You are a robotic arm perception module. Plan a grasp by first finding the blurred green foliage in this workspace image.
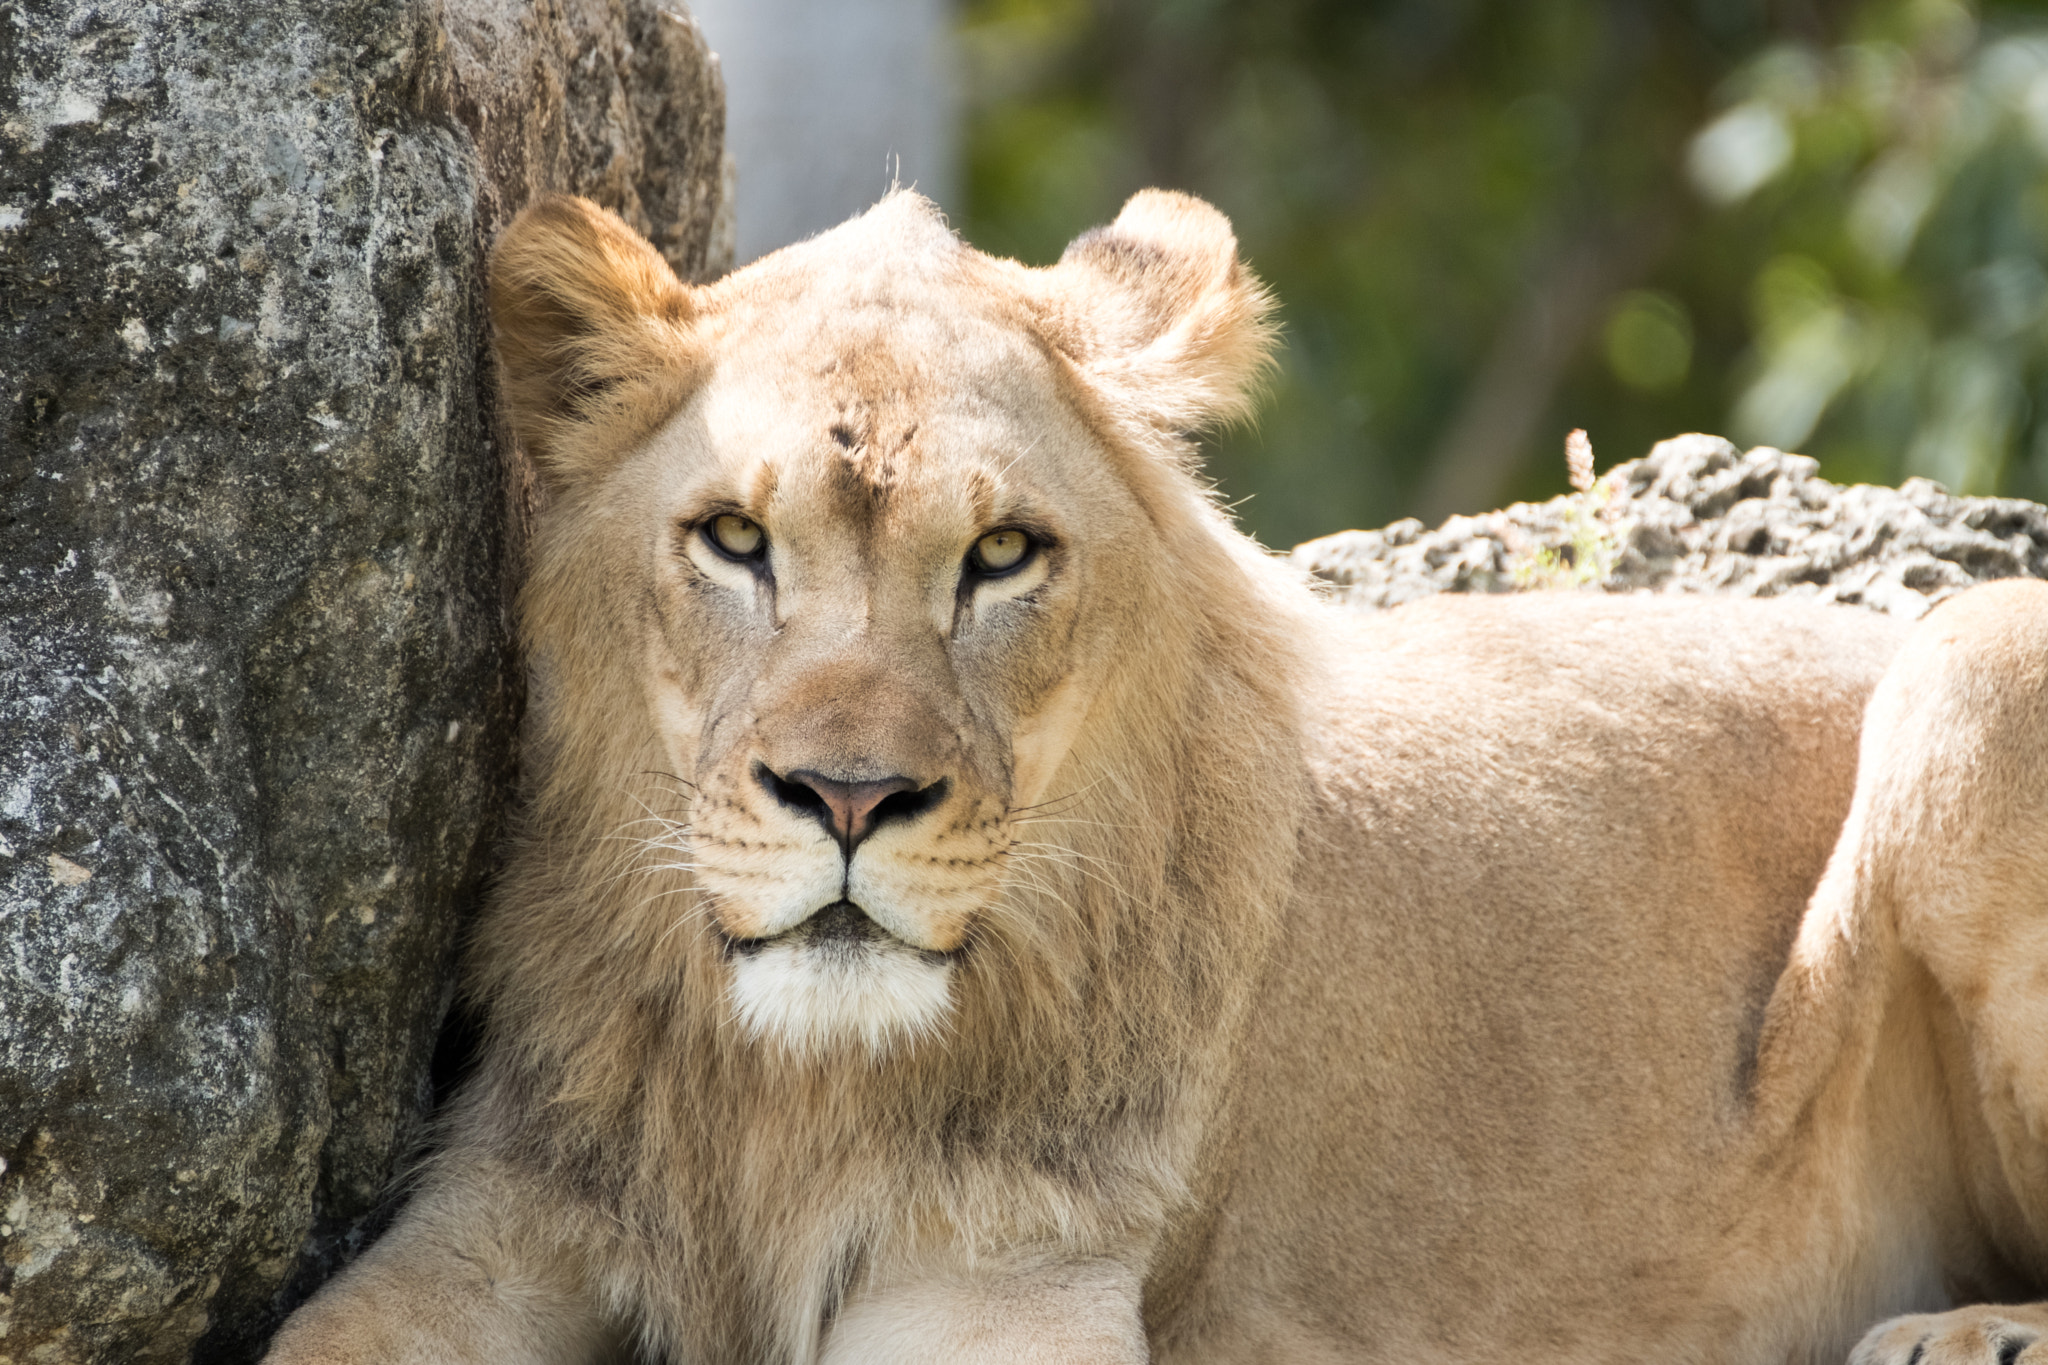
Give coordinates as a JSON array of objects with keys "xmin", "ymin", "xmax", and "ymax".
[{"xmin": 958, "ymin": 0, "xmax": 2048, "ymax": 546}]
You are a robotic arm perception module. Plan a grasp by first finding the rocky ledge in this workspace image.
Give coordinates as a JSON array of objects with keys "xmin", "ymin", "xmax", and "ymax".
[{"xmin": 1293, "ymin": 432, "xmax": 2048, "ymax": 616}]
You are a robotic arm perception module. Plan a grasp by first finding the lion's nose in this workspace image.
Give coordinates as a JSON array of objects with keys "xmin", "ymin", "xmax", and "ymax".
[{"xmin": 755, "ymin": 764, "xmax": 949, "ymax": 856}]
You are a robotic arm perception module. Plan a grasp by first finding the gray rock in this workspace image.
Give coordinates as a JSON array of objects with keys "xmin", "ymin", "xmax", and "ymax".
[
  {"xmin": 0, "ymin": 1, "xmax": 726, "ymax": 1360},
  {"xmin": 1293, "ymin": 433, "xmax": 2048, "ymax": 617}
]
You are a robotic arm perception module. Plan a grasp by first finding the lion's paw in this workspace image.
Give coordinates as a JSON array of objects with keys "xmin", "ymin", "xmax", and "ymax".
[{"xmin": 1852, "ymin": 1306, "xmax": 2048, "ymax": 1365}]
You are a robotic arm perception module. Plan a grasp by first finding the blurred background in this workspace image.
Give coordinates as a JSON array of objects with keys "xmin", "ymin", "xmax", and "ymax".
[{"xmin": 692, "ymin": 0, "xmax": 2048, "ymax": 549}]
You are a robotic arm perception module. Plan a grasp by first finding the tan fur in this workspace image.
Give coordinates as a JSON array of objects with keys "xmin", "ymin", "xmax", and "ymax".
[{"xmin": 265, "ymin": 193, "xmax": 2048, "ymax": 1365}]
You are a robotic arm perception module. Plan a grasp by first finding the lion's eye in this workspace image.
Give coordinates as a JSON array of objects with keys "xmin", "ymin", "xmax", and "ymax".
[
  {"xmin": 704, "ymin": 514, "xmax": 765, "ymax": 561},
  {"xmin": 968, "ymin": 529, "xmax": 1033, "ymax": 576}
]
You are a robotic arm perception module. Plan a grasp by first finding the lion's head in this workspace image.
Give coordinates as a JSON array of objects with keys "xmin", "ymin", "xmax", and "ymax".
[{"xmin": 481, "ymin": 190, "xmax": 1306, "ymax": 1075}]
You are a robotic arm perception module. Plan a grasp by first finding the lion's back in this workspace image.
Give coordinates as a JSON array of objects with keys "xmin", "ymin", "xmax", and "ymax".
[{"xmin": 1167, "ymin": 593, "xmax": 1904, "ymax": 1360}]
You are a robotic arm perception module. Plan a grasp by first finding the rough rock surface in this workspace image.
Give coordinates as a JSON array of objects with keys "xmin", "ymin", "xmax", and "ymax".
[
  {"xmin": 448, "ymin": 0, "xmax": 732, "ymax": 284},
  {"xmin": 0, "ymin": 1, "xmax": 726, "ymax": 1360},
  {"xmin": 444, "ymin": 0, "xmax": 733, "ymax": 566},
  {"xmin": 1294, "ymin": 433, "xmax": 2048, "ymax": 616}
]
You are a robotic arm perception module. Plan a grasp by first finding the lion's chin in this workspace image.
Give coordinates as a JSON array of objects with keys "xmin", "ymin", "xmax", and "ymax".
[{"xmin": 723, "ymin": 902, "xmax": 955, "ymax": 1060}]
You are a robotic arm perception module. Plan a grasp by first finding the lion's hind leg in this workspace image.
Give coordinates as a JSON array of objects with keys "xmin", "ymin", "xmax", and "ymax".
[
  {"xmin": 1842, "ymin": 579, "xmax": 2048, "ymax": 1363},
  {"xmin": 1877, "ymin": 581, "xmax": 2048, "ymax": 1228}
]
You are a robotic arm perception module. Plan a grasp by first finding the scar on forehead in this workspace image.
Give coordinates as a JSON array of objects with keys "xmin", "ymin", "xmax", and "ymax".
[
  {"xmin": 834, "ymin": 420, "xmax": 918, "ymax": 456},
  {"xmin": 827, "ymin": 399, "xmax": 871, "ymax": 454},
  {"xmin": 822, "ymin": 405, "xmax": 910, "ymax": 501}
]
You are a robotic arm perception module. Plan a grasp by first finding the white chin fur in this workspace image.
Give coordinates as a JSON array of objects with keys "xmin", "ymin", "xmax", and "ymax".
[{"xmin": 727, "ymin": 938, "xmax": 954, "ymax": 1059}]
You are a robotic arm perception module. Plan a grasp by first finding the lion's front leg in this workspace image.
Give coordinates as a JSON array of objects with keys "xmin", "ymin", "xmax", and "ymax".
[
  {"xmin": 819, "ymin": 1255, "xmax": 1149, "ymax": 1365},
  {"xmin": 1852, "ymin": 1305, "xmax": 2048, "ymax": 1364},
  {"xmin": 262, "ymin": 1158, "xmax": 617, "ymax": 1365}
]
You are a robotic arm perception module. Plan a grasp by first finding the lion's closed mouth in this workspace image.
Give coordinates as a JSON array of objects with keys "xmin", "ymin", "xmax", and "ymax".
[{"xmin": 722, "ymin": 899, "xmax": 956, "ymax": 966}]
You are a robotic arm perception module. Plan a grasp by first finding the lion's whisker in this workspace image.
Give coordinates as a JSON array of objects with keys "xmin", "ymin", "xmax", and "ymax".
[{"xmin": 1007, "ymin": 842, "xmax": 1138, "ymax": 901}]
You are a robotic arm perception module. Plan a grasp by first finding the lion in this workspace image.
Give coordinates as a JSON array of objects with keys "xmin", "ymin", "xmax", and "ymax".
[{"xmin": 262, "ymin": 188, "xmax": 2048, "ymax": 1365}]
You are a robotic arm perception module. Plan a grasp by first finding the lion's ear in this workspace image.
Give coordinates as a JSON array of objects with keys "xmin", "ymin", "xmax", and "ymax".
[
  {"xmin": 489, "ymin": 195, "xmax": 695, "ymax": 485},
  {"xmin": 1038, "ymin": 190, "xmax": 1276, "ymax": 434}
]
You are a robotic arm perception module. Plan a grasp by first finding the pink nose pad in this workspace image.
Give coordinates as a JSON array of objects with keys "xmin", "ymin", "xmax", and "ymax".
[
  {"xmin": 810, "ymin": 776, "xmax": 915, "ymax": 849},
  {"xmin": 755, "ymin": 765, "xmax": 949, "ymax": 855}
]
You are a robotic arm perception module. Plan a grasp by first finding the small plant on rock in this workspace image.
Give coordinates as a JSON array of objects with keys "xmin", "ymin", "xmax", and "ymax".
[{"xmin": 1512, "ymin": 429, "xmax": 1625, "ymax": 590}]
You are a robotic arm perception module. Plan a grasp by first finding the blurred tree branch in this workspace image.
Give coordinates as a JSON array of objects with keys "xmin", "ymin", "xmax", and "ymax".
[{"xmin": 1418, "ymin": 211, "xmax": 1676, "ymax": 520}]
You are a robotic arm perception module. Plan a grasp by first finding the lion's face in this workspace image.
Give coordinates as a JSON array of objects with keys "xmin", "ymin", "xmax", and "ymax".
[
  {"xmin": 616, "ymin": 303, "xmax": 1149, "ymax": 1054},
  {"xmin": 490, "ymin": 190, "xmax": 1274, "ymax": 1059}
]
